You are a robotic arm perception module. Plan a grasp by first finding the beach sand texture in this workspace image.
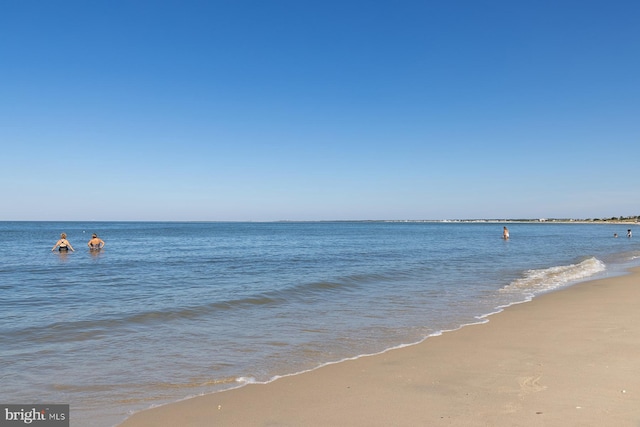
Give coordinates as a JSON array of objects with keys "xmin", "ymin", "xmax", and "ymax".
[{"xmin": 120, "ymin": 268, "xmax": 640, "ymax": 427}]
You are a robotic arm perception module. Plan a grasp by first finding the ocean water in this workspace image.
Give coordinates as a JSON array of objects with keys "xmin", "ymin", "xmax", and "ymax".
[{"xmin": 1, "ymin": 221, "xmax": 638, "ymax": 426}]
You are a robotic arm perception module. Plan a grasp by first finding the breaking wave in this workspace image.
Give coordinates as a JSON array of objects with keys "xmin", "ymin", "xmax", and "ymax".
[{"xmin": 500, "ymin": 257, "xmax": 606, "ymax": 297}]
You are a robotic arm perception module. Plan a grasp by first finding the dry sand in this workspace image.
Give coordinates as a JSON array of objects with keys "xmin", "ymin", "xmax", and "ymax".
[{"xmin": 120, "ymin": 267, "xmax": 640, "ymax": 426}]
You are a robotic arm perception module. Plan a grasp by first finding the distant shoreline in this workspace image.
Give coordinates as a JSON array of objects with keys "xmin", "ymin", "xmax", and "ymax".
[{"xmin": 426, "ymin": 218, "xmax": 639, "ymax": 224}]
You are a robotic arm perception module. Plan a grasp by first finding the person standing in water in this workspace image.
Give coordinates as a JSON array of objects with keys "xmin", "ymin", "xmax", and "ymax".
[
  {"xmin": 503, "ymin": 226, "xmax": 510, "ymax": 240},
  {"xmin": 628, "ymin": 229, "xmax": 633, "ymax": 238},
  {"xmin": 52, "ymin": 233, "xmax": 75, "ymax": 252},
  {"xmin": 88, "ymin": 233, "xmax": 105, "ymax": 250}
]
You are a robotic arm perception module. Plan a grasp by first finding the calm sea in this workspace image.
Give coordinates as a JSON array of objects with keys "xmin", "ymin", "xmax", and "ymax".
[{"xmin": 1, "ymin": 221, "xmax": 638, "ymax": 426}]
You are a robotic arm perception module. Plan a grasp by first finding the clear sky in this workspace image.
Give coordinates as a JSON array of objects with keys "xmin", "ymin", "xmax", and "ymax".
[{"xmin": 1, "ymin": 1, "xmax": 638, "ymax": 221}]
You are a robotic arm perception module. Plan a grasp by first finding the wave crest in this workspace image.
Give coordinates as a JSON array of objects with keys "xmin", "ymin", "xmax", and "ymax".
[{"xmin": 500, "ymin": 257, "xmax": 606, "ymax": 296}]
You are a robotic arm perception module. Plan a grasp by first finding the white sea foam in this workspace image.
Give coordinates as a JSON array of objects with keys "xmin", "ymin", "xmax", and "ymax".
[{"xmin": 500, "ymin": 257, "xmax": 606, "ymax": 297}]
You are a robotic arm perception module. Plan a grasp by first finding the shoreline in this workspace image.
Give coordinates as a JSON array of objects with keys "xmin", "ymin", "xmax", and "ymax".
[{"xmin": 119, "ymin": 266, "xmax": 640, "ymax": 427}]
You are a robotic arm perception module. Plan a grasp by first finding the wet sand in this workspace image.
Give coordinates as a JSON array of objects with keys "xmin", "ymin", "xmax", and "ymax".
[{"xmin": 120, "ymin": 267, "xmax": 640, "ymax": 426}]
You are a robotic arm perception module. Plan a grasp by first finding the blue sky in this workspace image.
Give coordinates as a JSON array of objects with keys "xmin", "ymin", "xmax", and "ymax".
[{"xmin": 1, "ymin": 1, "xmax": 638, "ymax": 221}]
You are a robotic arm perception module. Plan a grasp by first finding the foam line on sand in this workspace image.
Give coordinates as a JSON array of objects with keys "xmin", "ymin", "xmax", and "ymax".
[{"xmin": 120, "ymin": 267, "xmax": 640, "ymax": 426}]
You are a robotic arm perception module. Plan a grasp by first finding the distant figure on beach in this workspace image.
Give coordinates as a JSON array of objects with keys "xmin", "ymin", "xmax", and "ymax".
[
  {"xmin": 52, "ymin": 233, "xmax": 75, "ymax": 252},
  {"xmin": 628, "ymin": 229, "xmax": 632, "ymax": 238},
  {"xmin": 503, "ymin": 226, "xmax": 509, "ymax": 240},
  {"xmin": 88, "ymin": 233, "xmax": 105, "ymax": 250}
]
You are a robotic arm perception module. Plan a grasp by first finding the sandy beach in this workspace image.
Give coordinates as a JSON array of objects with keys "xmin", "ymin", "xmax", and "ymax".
[{"xmin": 120, "ymin": 267, "xmax": 640, "ymax": 427}]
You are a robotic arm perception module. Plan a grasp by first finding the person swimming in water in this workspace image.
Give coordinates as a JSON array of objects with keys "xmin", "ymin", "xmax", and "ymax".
[
  {"xmin": 88, "ymin": 233, "xmax": 105, "ymax": 250},
  {"xmin": 503, "ymin": 226, "xmax": 510, "ymax": 240},
  {"xmin": 52, "ymin": 233, "xmax": 75, "ymax": 252}
]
